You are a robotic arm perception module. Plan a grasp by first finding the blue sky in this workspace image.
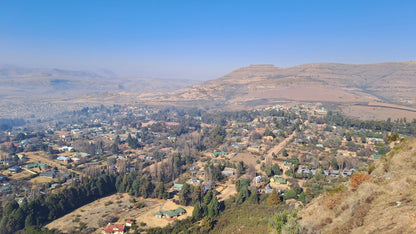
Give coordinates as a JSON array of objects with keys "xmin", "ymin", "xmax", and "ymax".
[{"xmin": 1, "ymin": 1, "xmax": 415, "ymax": 80}]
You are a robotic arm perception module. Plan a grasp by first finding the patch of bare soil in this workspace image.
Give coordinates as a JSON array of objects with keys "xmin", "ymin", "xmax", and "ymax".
[
  {"xmin": 341, "ymin": 104, "xmax": 416, "ymax": 120},
  {"xmin": 45, "ymin": 193, "xmax": 193, "ymax": 233},
  {"xmin": 230, "ymin": 152, "xmax": 259, "ymax": 169}
]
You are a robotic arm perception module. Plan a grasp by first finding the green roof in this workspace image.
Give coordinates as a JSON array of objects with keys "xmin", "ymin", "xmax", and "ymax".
[
  {"xmin": 373, "ymin": 154, "xmax": 382, "ymax": 159},
  {"xmin": 173, "ymin": 183, "xmax": 184, "ymax": 190},
  {"xmin": 156, "ymin": 207, "xmax": 186, "ymax": 217},
  {"xmin": 211, "ymin": 151, "xmax": 228, "ymax": 156},
  {"xmin": 26, "ymin": 163, "xmax": 48, "ymax": 169},
  {"xmin": 174, "ymin": 207, "xmax": 186, "ymax": 213}
]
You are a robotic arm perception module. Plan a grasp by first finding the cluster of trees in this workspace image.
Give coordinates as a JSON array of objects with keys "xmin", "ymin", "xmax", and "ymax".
[
  {"xmin": 261, "ymin": 163, "xmax": 282, "ymax": 177},
  {"xmin": 315, "ymin": 112, "xmax": 416, "ymax": 135},
  {"xmin": 0, "ymin": 118, "xmax": 25, "ymax": 131},
  {"xmin": 192, "ymin": 190, "xmax": 220, "ymax": 219},
  {"xmin": 0, "ymin": 174, "xmax": 118, "ymax": 233}
]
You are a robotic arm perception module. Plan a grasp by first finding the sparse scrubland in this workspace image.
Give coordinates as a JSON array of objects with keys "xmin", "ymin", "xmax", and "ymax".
[{"xmin": 300, "ymin": 139, "xmax": 416, "ymax": 233}]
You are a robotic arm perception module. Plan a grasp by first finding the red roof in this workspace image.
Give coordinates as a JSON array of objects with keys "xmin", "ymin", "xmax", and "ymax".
[
  {"xmin": 2, "ymin": 142, "xmax": 18, "ymax": 147},
  {"xmin": 104, "ymin": 224, "xmax": 125, "ymax": 233}
]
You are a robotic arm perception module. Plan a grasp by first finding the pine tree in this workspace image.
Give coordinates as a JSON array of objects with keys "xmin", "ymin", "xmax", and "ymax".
[
  {"xmin": 192, "ymin": 203, "xmax": 202, "ymax": 219},
  {"xmin": 248, "ymin": 188, "xmax": 259, "ymax": 204},
  {"xmin": 203, "ymin": 191, "xmax": 213, "ymax": 205},
  {"xmin": 267, "ymin": 189, "xmax": 281, "ymax": 206},
  {"xmin": 208, "ymin": 195, "xmax": 220, "ymax": 217}
]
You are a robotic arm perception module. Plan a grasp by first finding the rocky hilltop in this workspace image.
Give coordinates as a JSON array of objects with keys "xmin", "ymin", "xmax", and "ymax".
[
  {"xmin": 142, "ymin": 62, "xmax": 416, "ymax": 119},
  {"xmin": 299, "ymin": 139, "xmax": 416, "ymax": 233}
]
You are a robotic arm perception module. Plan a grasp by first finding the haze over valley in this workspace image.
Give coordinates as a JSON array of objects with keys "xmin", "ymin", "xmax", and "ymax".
[{"xmin": 1, "ymin": 1, "xmax": 416, "ymax": 234}]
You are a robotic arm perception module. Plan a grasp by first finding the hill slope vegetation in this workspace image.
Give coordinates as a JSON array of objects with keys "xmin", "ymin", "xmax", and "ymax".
[{"xmin": 299, "ymin": 139, "xmax": 416, "ymax": 233}]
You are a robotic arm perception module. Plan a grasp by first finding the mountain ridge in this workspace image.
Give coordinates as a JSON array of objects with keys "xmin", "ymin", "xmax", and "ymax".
[{"xmin": 140, "ymin": 61, "xmax": 416, "ymax": 120}]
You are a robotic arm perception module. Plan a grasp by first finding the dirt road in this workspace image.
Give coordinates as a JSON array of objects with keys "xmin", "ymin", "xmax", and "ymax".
[
  {"xmin": 264, "ymin": 120, "xmax": 309, "ymax": 165},
  {"xmin": 28, "ymin": 152, "xmax": 82, "ymax": 175}
]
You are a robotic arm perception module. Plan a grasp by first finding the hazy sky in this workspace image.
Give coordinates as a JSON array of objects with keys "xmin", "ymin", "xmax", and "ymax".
[{"xmin": 1, "ymin": 1, "xmax": 415, "ymax": 80}]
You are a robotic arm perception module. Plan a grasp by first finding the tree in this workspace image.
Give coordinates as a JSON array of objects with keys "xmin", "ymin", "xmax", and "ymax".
[
  {"xmin": 272, "ymin": 163, "xmax": 282, "ymax": 175},
  {"xmin": 154, "ymin": 182, "xmax": 166, "ymax": 199},
  {"xmin": 248, "ymin": 188, "xmax": 259, "ymax": 204},
  {"xmin": 282, "ymin": 148, "xmax": 289, "ymax": 157},
  {"xmin": 192, "ymin": 203, "xmax": 202, "ymax": 219},
  {"xmin": 203, "ymin": 191, "xmax": 213, "ymax": 206},
  {"xmin": 111, "ymin": 143, "xmax": 119, "ymax": 154},
  {"xmin": 331, "ymin": 158, "xmax": 339, "ymax": 170},
  {"xmin": 207, "ymin": 195, "xmax": 220, "ymax": 217},
  {"xmin": 114, "ymin": 135, "xmax": 121, "ymax": 145},
  {"xmin": 267, "ymin": 189, "xmax": 281, "ymax": 206},
  {"xmin": 284, "ymin": 189, "xmax": 297, "ymax": 200},
  {"xmin": 179, "ymin": 184, "xmax": 191, "ymax": 206},
  {"xmin": 237, "ymin": 161, "xmax": 245, "ymax": 174},
  {"xmin": 270, "ymin": 210, "xmax": 302, "ymax": 234},
  {"xmin": 201, "ymin": 217, "xmax": 214, "ymax": 232},
  {"xmin": 127, "ymin": 133, "xmax": 138, "ymax": 149}
]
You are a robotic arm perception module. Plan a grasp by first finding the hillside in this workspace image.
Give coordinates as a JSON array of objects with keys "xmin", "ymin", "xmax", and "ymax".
[
  {"xmin": 299, "ymin": 139, "xmax": 416, "ymax": 233},
  {"xmin": 0, "ymin": 66, "xmax": 197, "ymax": 119},
  {"xmin": 141, "ymin": 62, "xmax": 416, "ymax": 120}
]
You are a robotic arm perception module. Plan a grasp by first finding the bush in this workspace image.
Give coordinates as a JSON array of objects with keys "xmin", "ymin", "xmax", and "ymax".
[
  {"xmin": 349, "ymin": 172, "xmax": 370, "ymax": 191},
  {"xmin": 105, "ymin": 201, "xmax": 113, "ymax": 206}
]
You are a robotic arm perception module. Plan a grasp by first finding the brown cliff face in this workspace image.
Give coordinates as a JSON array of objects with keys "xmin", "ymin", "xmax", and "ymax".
[{"xmin": 299, "ymin": 139, "xmax": 416, "ymax": 233}]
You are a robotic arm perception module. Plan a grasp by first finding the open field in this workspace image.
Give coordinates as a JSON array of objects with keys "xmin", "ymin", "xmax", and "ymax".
[
  {"xmin": 45, "ymin": 193, "xmax": 193, "ymax": 233},
  {"xmin": 211, "ymin": 204, "xmax": 277, "ymax": 233}
]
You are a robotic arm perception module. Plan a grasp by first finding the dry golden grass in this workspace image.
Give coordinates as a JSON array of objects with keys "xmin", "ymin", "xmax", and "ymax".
[
  {"xmin": 45, "ymin": 193, "xmax": 193, "ymax": 233},
  {"xmin": 299, "ymin": 139, "xmax": 416, "ymax": 233},
  {"xmin": 349, "ymin": 172, "xmax": 370, "ymax": 191}
]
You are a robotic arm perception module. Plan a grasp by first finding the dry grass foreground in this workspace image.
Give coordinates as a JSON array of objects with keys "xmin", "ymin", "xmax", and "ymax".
[
  {"xmin": 45, "ymin": 193, "xmax": 193, "ymax": 233},
  {"xmin": 299, "ymin": 139, "xmax": 416, "ymax": 233}
]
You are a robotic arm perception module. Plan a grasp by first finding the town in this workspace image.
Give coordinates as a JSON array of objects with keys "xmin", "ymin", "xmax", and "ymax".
[{"xmin": 0, "ymin": 103, "xmax": 412, "ymax": 233}]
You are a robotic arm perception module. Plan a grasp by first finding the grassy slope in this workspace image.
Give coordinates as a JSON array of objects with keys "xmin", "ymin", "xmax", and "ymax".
[
  {"xmin": 211, "ymin": 203, "xmax": 277, "ymax": 234},
  {"xmin": 299, "ymin": 139, "xmax": 416, "ymax": 233}
]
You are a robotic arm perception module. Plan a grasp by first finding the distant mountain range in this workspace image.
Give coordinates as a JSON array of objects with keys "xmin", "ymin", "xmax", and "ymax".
[
  {"xmin": 0, "ymin": 66, "xmax": 197, "ymax": 98},
  {"xmin": 140, "ymin": 62, "xmax": 416, "ymax": 119},
  {"xmin": 1, "ymin": 62, "xmax": 416, "ymax": 120},
  {"xmin": 0, "ymin": 66, "xmax": 198, "ymax": 119}
]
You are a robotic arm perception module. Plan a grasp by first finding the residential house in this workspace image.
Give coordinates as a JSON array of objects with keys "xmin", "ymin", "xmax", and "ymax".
[
  {"xmin": 221, "ymin": 169, "xmax": 234, "ymax": 176},
  {"xmin": 187, "ymin": 177, "xmax": 201, "ymax": 185},
  {"xmin": 9, "ymin": 165, "xmax": 21, "ymax": 173},
  {"xmin": 40, "ymin": 170, "xmax": 56, "ymax": 178},
  {"xmin": 247, "ymin": 145, "xmax": 261, "ymax": 153},
  {"xmin": 103, "ymin": 224, "xmax": 125, "ymax": 234},
  {"xmin": 270, "ymin": 177, "xmax": 287, "ymax": 184},
  {"xmin": 253, "ymin": 175, "xmax": 263, "ymax": 184},
  {"xmin": 155, "ymin": 207, "xmax": 186, "ymax": 219},
  {"xmin": 57, "ymin": 156, "xmax": 70, "ymax": 163},
  {"xmin": 173, "ymin": 183, "xmax": 183, "ymax": 191},
  {"xmin": 259, "ymin": 184, "xmax": 274, "ymax": 194},
  {"xmin": 211, "ymin": 151, "xmax": 228, "ymax": 157}
]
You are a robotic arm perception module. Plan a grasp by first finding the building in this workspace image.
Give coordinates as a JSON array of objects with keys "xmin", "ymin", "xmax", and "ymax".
[
  {"xmin": 103, "ymin": 224, "xmax": 125, "ymax": 234},
  {"xmin": 57, "ymin": 156, "xmax": 70, "ymax": 163},
  {"xmin": 40, "ymin": 170, "xmax": 56, "ymax": 178},
  {"xmin": 211, "ymin": 151, "xmax": 228, "ymax": 157},
  {"xmin": 173, "ymin": 183, "xmax": 184, "ymax": 191},
  {"xmin": 155, "ymin": 207, "xmax": 186, "ymax": 219},
  {"xmin": 221, "ymin": 170, "xmax": 234, "ymax": 176},
  {"xmin": 253, "ymin": 175, "xmax": 263, "ymax": 184},
  {"xmin": 247, "ymin": 145, "xmax": 261, "ymax": 153},
  {"xmin": 9, "ymin": 165, "xmax": 21, "ymax": 173},
  {"xmin": 270, "ymin": 177, "xmax": 287, "ymax": 184}
]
